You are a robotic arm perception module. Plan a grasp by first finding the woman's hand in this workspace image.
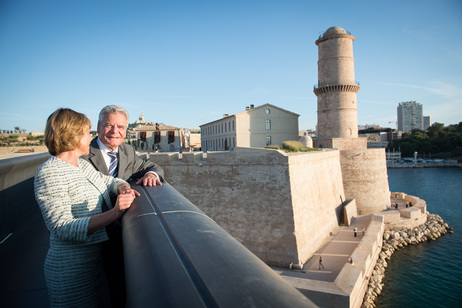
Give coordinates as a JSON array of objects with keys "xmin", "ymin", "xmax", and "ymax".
[
  {"xmin": 88, "ymin": 186, "xmax": 140, "ymax": 235},
  {"xmin": 112, "ymin": 188, "xmax": 140, "ymax": 219}
]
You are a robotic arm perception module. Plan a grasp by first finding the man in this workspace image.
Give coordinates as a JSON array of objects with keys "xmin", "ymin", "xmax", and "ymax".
[
  {"xmin": 81, "ymin": 105, "xmax": 164, "ymax": 307},
  {"xmin": 82, "ymin": 105, "xmax": 164, "ymax": 185},
  {"xmin": 318, "ymin": 256, "xmax": 324, "ymax": 270}
]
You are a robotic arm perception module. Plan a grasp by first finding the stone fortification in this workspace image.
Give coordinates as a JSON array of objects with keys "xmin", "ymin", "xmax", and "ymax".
[
  {"xmin": 340, "ymin": 148, "xmax": 391, "ymax": 215},
  {"xmin": 286, "ymin": 149, "xmax": 346, "ymax": 266},
  {"xmin": 150, "ymin": 147, "xmax": 346, "ymax": 267},
  {"xmin": 150, "ymin": 147, "xmax": 392, "ymax": 268},
  {"xmin": 376, "ymin": 193, "xmax": 427, "ymax": 230}
]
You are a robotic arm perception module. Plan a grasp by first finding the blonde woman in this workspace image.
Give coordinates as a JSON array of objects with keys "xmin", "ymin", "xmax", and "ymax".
[{"xmin": 34, "ymin": 108, "xmax": 139, "ymax": 307}]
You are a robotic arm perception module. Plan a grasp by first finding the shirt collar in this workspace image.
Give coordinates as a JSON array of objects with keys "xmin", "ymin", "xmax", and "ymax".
[{"xmin": 96, "ymin": 137, "xmax": 119, "ymax": 154}]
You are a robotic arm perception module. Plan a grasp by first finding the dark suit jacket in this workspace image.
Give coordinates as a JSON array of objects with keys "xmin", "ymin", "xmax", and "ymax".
[{"xmin": 81, "ymin": 138, "xmax": 164, "ymax": 182}]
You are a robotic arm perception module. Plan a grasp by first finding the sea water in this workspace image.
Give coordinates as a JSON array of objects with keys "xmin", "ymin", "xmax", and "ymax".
[{"xmin": 376, "ymin": 168, "xmax": 462, "ymax": 308}]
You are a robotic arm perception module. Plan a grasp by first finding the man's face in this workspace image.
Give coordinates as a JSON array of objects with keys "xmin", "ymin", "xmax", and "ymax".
[{"xmin": 97, "ymin": 112, "xmax": 127, "ymax": 151}]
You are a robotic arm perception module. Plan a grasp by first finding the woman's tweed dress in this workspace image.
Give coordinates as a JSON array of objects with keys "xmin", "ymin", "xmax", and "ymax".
[{"xmin": 34, "ymin": 156, "xmax": 126, "ymax": 307}]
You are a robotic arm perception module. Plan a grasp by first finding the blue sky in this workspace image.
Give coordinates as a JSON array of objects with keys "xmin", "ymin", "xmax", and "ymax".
[{"xmin": 1, "ymin": 0, "xmax": 461, "ymax": 133}]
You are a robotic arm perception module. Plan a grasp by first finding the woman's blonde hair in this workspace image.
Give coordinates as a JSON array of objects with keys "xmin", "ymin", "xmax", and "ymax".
[{"xmin": 45, "ymin": 108, "xmax": 91, "ymax": 156}]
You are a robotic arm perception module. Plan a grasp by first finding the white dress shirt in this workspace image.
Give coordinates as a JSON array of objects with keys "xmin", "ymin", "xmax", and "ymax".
[{"xmin": 96, "ymin": 137, "xmax": 159, "ymax": 180}]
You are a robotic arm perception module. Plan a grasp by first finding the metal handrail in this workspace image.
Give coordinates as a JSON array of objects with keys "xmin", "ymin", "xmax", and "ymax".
[{"xmin": 123, "ymin": 182, "xmax": 316, "ymax": 307}]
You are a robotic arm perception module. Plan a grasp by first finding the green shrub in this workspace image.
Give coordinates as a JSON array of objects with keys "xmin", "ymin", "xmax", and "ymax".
[{"xmin": 282, "ymin": 140, "xmax": 320, "ymax": 153}]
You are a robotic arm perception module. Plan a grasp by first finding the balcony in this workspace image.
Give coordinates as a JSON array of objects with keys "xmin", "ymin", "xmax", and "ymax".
[{"xmin": 0, "ymin": 154, "xmax": 316, "ymax": 307}]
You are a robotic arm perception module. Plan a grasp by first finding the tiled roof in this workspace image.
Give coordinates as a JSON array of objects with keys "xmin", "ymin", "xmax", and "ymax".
[{"xmin": 133, "ymin": 124, "xmax": 181, "ymax": 131}]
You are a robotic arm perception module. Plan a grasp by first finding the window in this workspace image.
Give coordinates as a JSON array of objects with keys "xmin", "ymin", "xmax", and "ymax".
[
  {"xmin": 266, "ymin": 119, "xmax": 271, "ymax": 130},
  {"xmin": 154, "ymin": 131, "xmax": 161, "ymax": 144},
  {"xmin": 266, "ymin": 136, "xmax": 271, "ymax": 146},
  {"xmin": 168, "ymin": 131, "xmax": 175, "ymax": 144},
  {"xmin": 140, "ymin": 132, "xmax": 147, "ymax": 142}
]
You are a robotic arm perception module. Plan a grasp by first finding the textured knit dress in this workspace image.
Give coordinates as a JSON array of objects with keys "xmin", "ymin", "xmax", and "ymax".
[{"xmin": 34, "ymin": 156, "xmax": 126, "ymax": 307}]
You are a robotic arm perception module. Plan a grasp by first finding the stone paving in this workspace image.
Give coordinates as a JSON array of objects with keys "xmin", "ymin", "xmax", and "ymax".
[
  {"xmin": 275, "ymin": 198, "xmax": 407, "ymax": 283},
  {"xmin": 274, "ymin": 214, "xmax": 372, "ymax": 282}
]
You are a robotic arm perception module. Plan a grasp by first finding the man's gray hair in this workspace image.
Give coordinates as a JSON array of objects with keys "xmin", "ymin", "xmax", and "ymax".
[{"xmin": 98, "ymin": 105, "xmax": 130, "ymax": 124}]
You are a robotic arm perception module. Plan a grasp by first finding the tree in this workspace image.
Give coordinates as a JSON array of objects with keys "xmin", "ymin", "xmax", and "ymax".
[
  {"xmin": 14, "ymin": 126, "xmax": 20, "ymax": 133},
  {"xmin": 387, "ymin": 122, "xmax": 462, "ymax": 160},
  {"xmin": 427, "ymin": 122, "xmax": 444, "ymax": 138}
]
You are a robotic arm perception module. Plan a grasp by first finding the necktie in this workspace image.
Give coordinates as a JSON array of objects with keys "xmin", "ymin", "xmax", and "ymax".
[{"xmin": 108, "ymin": 151, "xmax": 118, "ymax": 177}]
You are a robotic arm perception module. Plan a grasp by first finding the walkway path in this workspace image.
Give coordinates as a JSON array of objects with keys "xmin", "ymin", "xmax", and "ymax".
[
  {"xmin": 274, "ymin": 215, "xmax": 373, "ymax": 282},
  {"xmin": 276, "ymin": 198, "xmax": 412, "ymax": 284}
]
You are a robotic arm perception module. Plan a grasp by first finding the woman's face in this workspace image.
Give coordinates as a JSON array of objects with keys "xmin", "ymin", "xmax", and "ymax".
[{"xmin": 78, "ymin": 129, "xmax": 92, "ymax": 156}]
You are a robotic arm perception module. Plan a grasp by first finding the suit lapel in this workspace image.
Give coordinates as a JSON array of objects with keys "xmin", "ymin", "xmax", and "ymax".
[
  {"xmin": 89, "ymin": 138, "xmax": 110, "ymax": 175},
  {"xmin": 117, "ymin": 144, "xmax": 128, "ymax": 180}
]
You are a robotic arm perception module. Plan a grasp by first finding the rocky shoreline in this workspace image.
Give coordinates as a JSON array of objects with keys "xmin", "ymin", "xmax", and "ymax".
[{"xmin": 362, "ymin": 213, "xmax": 454, "ymax": 308}]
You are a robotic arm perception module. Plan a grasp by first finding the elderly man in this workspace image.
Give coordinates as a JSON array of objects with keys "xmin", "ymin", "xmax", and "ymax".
[
  {"xmin": 82, "ymin": 105, "xmax": 164, "ymax": 185},
  {"xmin": 81, "ymin": 105, "xmax": 164, "ymax": 307}
]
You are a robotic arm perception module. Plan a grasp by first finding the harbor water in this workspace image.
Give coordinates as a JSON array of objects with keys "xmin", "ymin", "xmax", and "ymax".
[{"xmin": 376, "ymin": 168, "xmax": 462, "ymax": 308}]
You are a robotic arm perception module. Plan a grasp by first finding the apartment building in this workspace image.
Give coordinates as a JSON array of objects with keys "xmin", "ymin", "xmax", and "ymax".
[{"xmin": 200, "ymin": 104, "xmax": 299, "ymax": 151}]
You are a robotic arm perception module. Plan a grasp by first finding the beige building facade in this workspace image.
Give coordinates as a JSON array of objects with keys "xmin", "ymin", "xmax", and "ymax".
[
  {"xmin": 128, "ymin": 123, "xmax": 183, "ymax": 152},
  {"xmin": 200, "ymin": 104, "xmax": 299, "ymax": 151}
]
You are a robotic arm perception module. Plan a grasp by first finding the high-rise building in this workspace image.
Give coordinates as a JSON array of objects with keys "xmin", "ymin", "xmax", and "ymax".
[
  {"xmin": 397, "ymin": 101, "xmax": 423, "ymax": 133},
  {"xmin": 423, "ymin": 116, "xmax": 432, "ymax": 130}
]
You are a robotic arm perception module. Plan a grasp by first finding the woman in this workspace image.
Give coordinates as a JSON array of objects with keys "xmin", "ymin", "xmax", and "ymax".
[{"xmin": 34, "ymin": 108, "xmax": 139, "ymax": 307}]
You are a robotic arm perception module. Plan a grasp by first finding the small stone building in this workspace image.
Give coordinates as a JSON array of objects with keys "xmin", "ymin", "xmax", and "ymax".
[{"xmin": 128, "ymin": 123, "xmax": 183, "ymax": 152}]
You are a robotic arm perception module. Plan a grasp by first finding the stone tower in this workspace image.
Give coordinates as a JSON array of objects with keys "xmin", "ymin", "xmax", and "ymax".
[
  {"xmin": 314, "ymin": 26, "xmax": 390, "ymax": 215},
  {"xmin": 314, "ymin": 26, "xmax": 366, "ymax": 150}
]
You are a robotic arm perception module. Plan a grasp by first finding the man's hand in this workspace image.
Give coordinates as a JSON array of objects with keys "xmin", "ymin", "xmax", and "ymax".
[{"xmin": 136, "ymin": 173, "xmax": 162, "ymax": 187}]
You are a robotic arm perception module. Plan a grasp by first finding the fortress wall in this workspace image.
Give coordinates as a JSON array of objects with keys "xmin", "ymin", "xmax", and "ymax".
[
  {"xmin": 391, "ymin": 192, "xmax": 427, "ymax": 211},
  {"xmin": 287, "ymin": 149, "xmax": 345, "ymax": 265},
  {"xmin": 151, "ymin": 148, "xmax": 298, "ymax": 266},
  {"xmin": 343, "ymin": 199, "xmax": 358, "ymax": 226},
  {"xmin": 149, "ymin": 148, "xmax": 345, "ymax": 267},
  {"xmin": 340, "ymin": 148, "xmax": 391, "ymax": 215},
  {"xmin": 314, "ymin": 137, "xmax": 367, "ymax": 151},
  {"xmin": 334, "ymin": 218, "xmax": 384, "ymax": 308}
]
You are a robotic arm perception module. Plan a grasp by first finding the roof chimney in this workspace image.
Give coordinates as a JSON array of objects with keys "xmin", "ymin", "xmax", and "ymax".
[
  {"xmin": 246, "ymin": 106, "xmax": 249, "ymax": 110},
  {"xmin": 223, "ymin": 114, "xmax": 229, "ymax": 118},
  {"xmin": 250, "ymin": 104, "xmax": 254, "ymax": 109}
]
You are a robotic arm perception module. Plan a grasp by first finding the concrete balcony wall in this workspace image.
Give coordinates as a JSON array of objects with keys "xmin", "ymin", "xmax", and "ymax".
[{"xmin": 0, "ymin": 153, "xmax": 49, "ymax": 239}]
